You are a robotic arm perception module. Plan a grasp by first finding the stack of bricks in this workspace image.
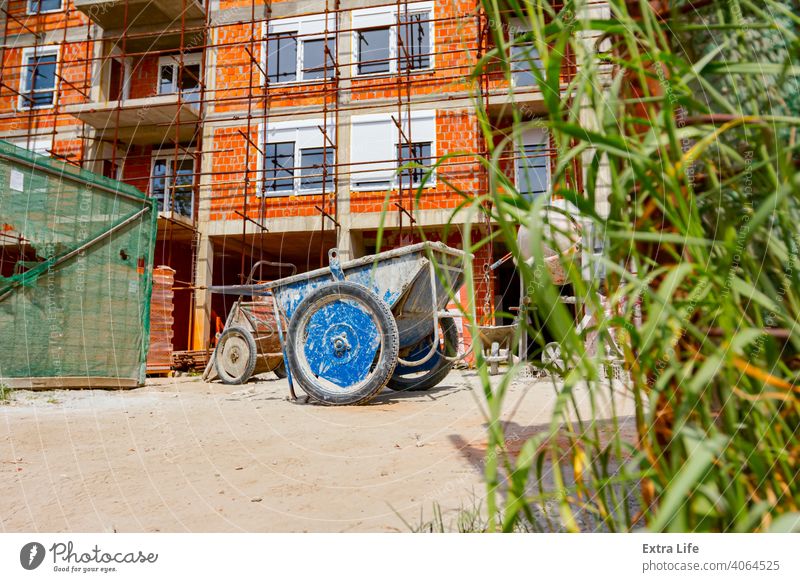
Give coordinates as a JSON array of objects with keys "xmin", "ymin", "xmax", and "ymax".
[{"xmin": 146, "ymin": 266, "xmax": 176, "ymax": 375}]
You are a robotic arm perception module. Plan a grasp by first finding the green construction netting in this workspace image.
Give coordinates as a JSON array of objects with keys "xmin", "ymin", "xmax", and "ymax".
[{"xmin": 0, "ymin": 140, "xmax": 157, "ymax": 385}]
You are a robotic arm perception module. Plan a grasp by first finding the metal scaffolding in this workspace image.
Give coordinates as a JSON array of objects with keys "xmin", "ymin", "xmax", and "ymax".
[{"xmin": 0, "ymin": 0, "xmax": 577, "ymax": 349}]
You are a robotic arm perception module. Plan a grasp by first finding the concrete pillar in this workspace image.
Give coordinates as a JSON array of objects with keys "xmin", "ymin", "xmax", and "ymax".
[
  {"xmin": 191, "ymin": 234, "xmax": 214, "ymax": 350},
  {"xmin": 334, "ymin": 9, "xmax": 356, "ymax": 260},
  {"xmin": 191, "ymin": 33, "xmax": 217, "ymax": 351}
]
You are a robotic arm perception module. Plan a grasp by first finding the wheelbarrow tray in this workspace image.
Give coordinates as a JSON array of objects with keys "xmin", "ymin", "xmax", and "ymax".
[
  {"xmin": 477, "ymin": 324, "xmax": 517, "ymax": 346},
  {"xmin": 214, "ymin": 242, "xmax": 466, "ymax": 350}
]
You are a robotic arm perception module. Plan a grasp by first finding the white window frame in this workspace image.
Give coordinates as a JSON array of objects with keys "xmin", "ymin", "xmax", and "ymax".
[
  {"xmin": 258, "ymin": 118, "xmax": 336, "ymax": 197},
  {"xmin": 26, "ymin": 0, "xmax": 63, "ymax": 15},
  {"xmin": 6, "ymin": 135, "xmax": 53, "ymax": 156},
  {"xmin": 18, "ymin": 45, "xmax": 59, "ymax": 111},
  {"xmin": 509, "ymin": 18, "xmax": 543, "ymax": 88},
  {"xmin": 149, "ymin": 149, "xmax": 197, "ymax": 218},
  {"xmin": 157, "ymin": 53, "xmax": 203, "ymax": 99},
  {"xmin": 263, "ymin": 14, "xmax": 337, "ymax": 86},
  {"xmin": 515, "ymin": 127, "xmax": 551, "ymax": 200},
  {"xmin": 350, "ymin": 110, "xmax": 436, "ymax": 191},
  {"xmin": 352, "ymin": 2, "xmax": 434, "ymax": 78},
  {"xmin": 397, "ymin": 140, "xmax": 434, "ymax": 189}
]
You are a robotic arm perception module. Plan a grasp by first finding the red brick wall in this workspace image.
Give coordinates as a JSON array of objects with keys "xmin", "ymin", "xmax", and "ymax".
[{"xmin": 128, "ymin": 56, "xmax": 160, "ymax": 100}]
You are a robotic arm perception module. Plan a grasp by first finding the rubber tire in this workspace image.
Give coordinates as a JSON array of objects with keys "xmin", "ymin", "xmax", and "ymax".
[
  {"xmin": 286, "ymin": 281, "xmax": 399, "ymax": 406},
  {"xmin": 215, "ymin": 326, "xmax": 257, "ymax": 385},
  {"xmin": 274, "ymin": 360, "xmax": 288, "ymax": 379},
  {"xmin": 387, "ymin": 316, "xmax": 458, "ymax": 391}
]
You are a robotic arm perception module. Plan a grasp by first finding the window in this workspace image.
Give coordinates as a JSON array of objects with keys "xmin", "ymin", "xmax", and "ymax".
[
  {"xmin": 398, "ymin": 12, "xmax": 430, "ymax": 71},
  {"xmin": 265, "ymin": 14, "xmax": 336, "ymax": 84},
  {"xmin": 158, "ymin": 54, "xmax": 202, "ymax": 102},
  {"xmin": 397, "ymin": 142, "xmax": 431, "ymax": 187},
  {"xmin": 20, "ymin": 49, "xmax": 57, "ymax": 109},
  {"xmin": 299, "ymin": 147, "xmax": 334, "ymax": 191},
  {"xmin": 151, "ymin": 157, "xmax": 195, "ymax": 218},
  {"xmin": 260, "ymin": 119, "xmax": 336, "ymax": 195},
  {"xmin": 511, "ymin": 40, "xmax": 543, "ymax": 87},
  {"xmin": 353, "ymin": 3, "xmax": 433, "ymax": 76},
  {"xmin": 357, "ymin": 28, "xmax": 391, "ymax": 75},
  {"xmin": 302, "ymin": 38, "xmax": 335, "ymax": 80},
  {"xmin": 27, "ymin": 0, "xmax": 61, "ymax": 14},
  {"xmin": 7, "ymin": 136, "xmax": 52, "ymax": 156},
  {"xmin": 351, "ymin": 111, "xmax": 435, "ymax": 189},
  {"xmin": 261, "ymin": 143, "xmax": 334, "ymax": 194},
  {"xmin": 267, "ymin": 34, "xmax": 297, "ymax": 83},
  {"xmin": 263, "ymin": 142, "xmax": 294, "ymax": 193},
  {"xmin": 516, "ymin": 140, "xmax": 550, "ymax": 200}
]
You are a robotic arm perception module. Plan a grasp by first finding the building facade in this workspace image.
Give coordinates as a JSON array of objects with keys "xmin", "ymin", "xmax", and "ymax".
[{"xmin": 0, "ymin": 0, "xmax": 586, "ymax": 355}]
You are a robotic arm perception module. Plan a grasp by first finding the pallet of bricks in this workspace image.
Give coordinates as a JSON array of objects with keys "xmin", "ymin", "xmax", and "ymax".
[{"xmin": 146, "ymin": 266, "xmax": 175, "ymax": 375}]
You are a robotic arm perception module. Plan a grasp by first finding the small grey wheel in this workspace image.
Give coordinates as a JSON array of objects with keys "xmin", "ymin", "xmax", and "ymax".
[
  {"xmin": 490, "ymin": 342, "xmax": 500, "ymax": 376},
  {"xmin": 215, "ymin": 326, "xmax": 257, "ymax": 384},
  {"xmin": 387, "ymin": 316, "xmax": 459, "ymax": 391},
  {"xmin": 542, "ymin": 341, "xmax": 565, "ymax": 372},
  {"xmin": 274, "ymin": 360, "xmax": 288, "ymax": 379}
]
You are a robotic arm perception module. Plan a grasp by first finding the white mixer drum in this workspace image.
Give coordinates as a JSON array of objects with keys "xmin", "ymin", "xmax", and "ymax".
[{"xmin": 517, "ymin": 199, "xmax": 582, "ymax": 285}]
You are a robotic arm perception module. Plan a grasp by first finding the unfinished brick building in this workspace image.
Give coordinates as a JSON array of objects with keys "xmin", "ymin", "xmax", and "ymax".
[{"xmin": 0, "ymin": 0, "xmax": 597, "ymax": 362}]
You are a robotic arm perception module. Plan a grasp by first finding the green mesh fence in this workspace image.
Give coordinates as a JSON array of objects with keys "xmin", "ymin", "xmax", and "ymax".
[{"xmin": 0, "ymin": 140, "xmax": 157, "ymax": 387}]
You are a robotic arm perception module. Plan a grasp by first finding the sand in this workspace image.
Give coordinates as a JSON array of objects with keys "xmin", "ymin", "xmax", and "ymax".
[{"xmin": 0, "ymin": 370, "xmax": 634, "ymax": 532}]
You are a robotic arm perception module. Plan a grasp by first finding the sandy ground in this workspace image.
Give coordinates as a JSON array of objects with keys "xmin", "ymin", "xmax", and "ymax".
[{"xmin": 0, "ymin": 370, "xmax": 634, "ymax": 532}]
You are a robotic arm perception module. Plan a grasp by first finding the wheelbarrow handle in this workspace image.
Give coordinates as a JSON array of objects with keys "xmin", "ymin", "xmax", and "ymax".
[
  {"xmin": 488, "ymin": 252, "xmax": 514, "ymax": 272},
  {"xmin": 246, "ymin": 260, "xmax": 297, "ymax": 284}
]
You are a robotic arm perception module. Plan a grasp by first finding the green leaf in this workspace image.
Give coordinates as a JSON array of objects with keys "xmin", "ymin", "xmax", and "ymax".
[
  {"xmin": 767, "ymin": 513, "xmax": 800, "ymax": 533},
  {"xmin": 648, "ymin": 433, "xmax": 727, "ymax": 531}
]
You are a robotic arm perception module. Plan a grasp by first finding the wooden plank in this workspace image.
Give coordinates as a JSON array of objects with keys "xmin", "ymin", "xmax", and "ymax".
[{"xmin": 2, "ymin": 377, "xmax": 140, "ymax": 390}]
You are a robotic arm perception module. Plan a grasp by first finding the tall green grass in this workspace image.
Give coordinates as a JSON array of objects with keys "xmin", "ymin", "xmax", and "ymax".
[{"xmin": 439, "ymin": 0, "xmax": 799, "ymax": 532}]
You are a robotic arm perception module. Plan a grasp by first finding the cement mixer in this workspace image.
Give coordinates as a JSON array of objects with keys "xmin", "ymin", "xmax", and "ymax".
[
  {"xmin": 514, "ymin": 198, "xmax": 584, "ymax": 285},
  {"xmin": 479, "ymin": 200, "xmax": 585, "ymax": 374}
]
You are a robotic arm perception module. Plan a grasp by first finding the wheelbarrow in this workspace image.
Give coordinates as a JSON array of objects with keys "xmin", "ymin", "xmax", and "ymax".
[
  {"xmin": 203, "ymin": 260, "xmax": 296, "ymax": 384},
  {"xmin": 207, "ymin": 242, "xmax": 466, "ymax": 405},
  {"xmin": 477, "ymin": 324, "xmax": 517, "ymax": 375}
]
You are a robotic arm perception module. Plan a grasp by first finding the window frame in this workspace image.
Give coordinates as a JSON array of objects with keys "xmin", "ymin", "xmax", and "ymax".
[
  {"xmin": 18, "ymin": 46, "xmax": 59, "ymax": 111},
  {"xmin": 397, "ymin": 11, "xmax": 432, "ymax": 73},
  {"xmin": 259, "ymin": 120, "xmax": 336, "ymax": 197},
  {"xmin": 350, "ymin": 111, "xmax": 437, "ymax": 191},
  {"xmin": 265, "ymin": 32, "xmax": 299, "ymax": 84},
  {"xmin": 397, "ymin": 141, "xmax": 433, "ymax": 188},
  {"xmin": 263, "ymin": 15, "xmax": 337, "ymax": 86},
  {"xmin": 298, "ymin": 146, "xmax": 334, "ymax": 192},
  {"xmin": 157, "ymin": 53, "xmax": 203, "ymax": 101},
  {"xmin": 508, "ymin": 18, "xmax": 544, "ymax": 89},
  {"xmin": 299, "ymin": 36, "xmax": 335, "ymax": 82},
  {"xmin": 356, "ymin": 26, "xmax": 392, "ymax": 76},
  {"xmin": 26, "ymin": 0, "xmax": 63, "ymax": 15},
  {"xmin": 515, "ymin": 130, "xmax": 551, "ymax": 201},
  {"xmin": 262, "ymin": 141, "xmax": 295, "ymax": 194},
  {"xmin": 510, "ymin": 41, "xmax": 543, "ymax": 88},
  {"xmin": 6, "ymin": 135, "xmax": 53, "ymax": 156},
  {"xmin": 149, "ymin": 150, "xmax": 197, "ymax": 219},
  {"xmin": 352, "ymin": 3, "xmax": 434, "ymax": 78}
]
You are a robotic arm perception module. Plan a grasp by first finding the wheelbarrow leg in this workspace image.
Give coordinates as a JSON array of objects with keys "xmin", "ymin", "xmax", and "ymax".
[{"xmin": 271, "ymin": 293, "xmax": 297, "ymax": 401}]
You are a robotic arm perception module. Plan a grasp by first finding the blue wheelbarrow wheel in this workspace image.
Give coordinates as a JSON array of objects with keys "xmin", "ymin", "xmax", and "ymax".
[
  {"xmin": 387, "ymin": 316, "xmax": 459, "ymax": 391},
  {"xmin": 285, "ymin": 281, "xmax": 399, "ymax": 405}
]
